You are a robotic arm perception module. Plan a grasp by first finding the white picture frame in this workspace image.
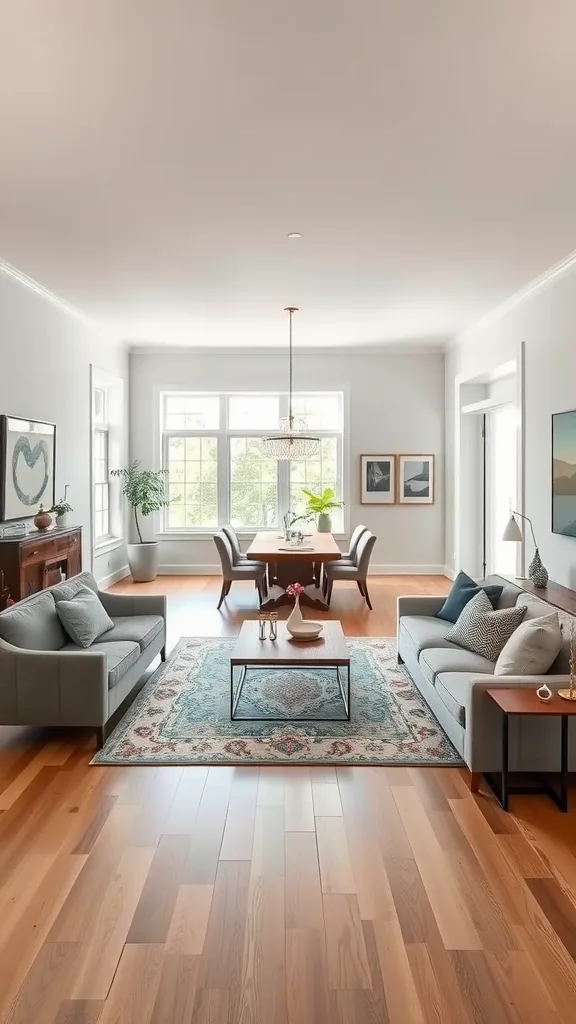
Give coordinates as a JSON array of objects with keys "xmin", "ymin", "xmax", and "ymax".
[
  {"xmin": 398, "ymin": 454, "xmax": 435, "ymax": 504},
  {"xmin": 360, "ymin": 454, "xmax": 396, "ymax": 504}
]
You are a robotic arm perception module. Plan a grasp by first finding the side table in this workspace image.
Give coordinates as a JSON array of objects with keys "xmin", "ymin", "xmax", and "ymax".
[{"xmin": 485, "ymin": 688, "xmax": 576, "ymax": 812}]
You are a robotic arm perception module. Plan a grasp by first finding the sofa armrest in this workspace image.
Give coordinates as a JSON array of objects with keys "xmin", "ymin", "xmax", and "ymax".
[
  {"xmin": 397, "ymin": 594, "xmax": 446, "ymax": 622},
  {"xmin": 0, "ymin": 639, "xmax": 108, "ymax": 726},
  {"xmin": 98, "ymin": 590, "xmax": 167, "ymax": 620},
  {"xmin": 465, "ymin": 674, "xmax": 572, "ymax": 772}
]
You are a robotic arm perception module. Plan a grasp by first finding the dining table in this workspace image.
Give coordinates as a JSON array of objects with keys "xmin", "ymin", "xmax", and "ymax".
[{"xmin": 245, "ymin": 530, "xmax": 342, "ymax": 611}]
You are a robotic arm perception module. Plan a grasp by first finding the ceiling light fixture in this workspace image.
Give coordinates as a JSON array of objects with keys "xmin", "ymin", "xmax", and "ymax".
[
  {"xmin": 262, "ymin": 307, "xmax": 320, "ymax": 460},
  {"xmin": 287, "ymin": 232, "xmax": 303, "ymax": 239}
]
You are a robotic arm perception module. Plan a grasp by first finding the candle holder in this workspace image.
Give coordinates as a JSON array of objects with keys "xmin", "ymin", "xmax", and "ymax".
[
  {"xmin": 258, "ymin": 613, "xmax": 269, "ymax": 641},
  {"xmin": 558, "ymin": 623, "xmax": 576, "ymax": 701}
]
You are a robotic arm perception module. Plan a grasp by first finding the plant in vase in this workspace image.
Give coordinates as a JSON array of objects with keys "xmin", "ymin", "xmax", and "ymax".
[
  {"xmin": 301, "ymin": 487, "xmax": 344, "ymax": 533},
  {"xmin": 111, "ymin": 461, "xmax": 170, "ymax": 582},
  {"xmin": 286, "ymin": 582, "xmax": 305, "ymax": 635},
  {"xmin": 52, "ymin": 485, "xmax": 73, "ymax": 529}
]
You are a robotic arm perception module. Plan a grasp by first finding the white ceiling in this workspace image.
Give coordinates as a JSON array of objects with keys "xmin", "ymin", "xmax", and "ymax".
[{"xmin": 2, "ymin": 1, "xmax": 576, "ymax": 348}]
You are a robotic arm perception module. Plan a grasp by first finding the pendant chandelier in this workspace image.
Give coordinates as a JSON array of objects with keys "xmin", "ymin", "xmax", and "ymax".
[{"xmin": 262, "ymin": 306, "xmax": 320, "ymax": 459}]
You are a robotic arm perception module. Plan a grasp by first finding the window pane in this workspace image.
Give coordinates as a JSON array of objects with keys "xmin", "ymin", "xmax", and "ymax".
[
  {"xmin": 164, "ymin": 395, "xmax": 219, "ymax": 430},
  {"xmin": 230, "ymin": 438, "xmax": 278, "ymax": 528},
  {"xmin": 290, "ymin": 437, "xmax": 342, "ymax": 531},
  {"xmin": 228, "ymin": 396, "xmax": 279, "ymax": 430},
  {"xmin": 291, "ymin": 393, "xmax": 342, "ymax": 431},
  {"xmin": 166, "ymin": 436, "xmax": 218, "ymax": 528}
]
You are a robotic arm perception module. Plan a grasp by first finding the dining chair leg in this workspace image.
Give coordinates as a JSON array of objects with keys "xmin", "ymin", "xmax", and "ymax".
[
  {"xmin": 256, "ymin": 578, "xmax": 264, "ymax": 605},
  {"xmin": 326, "ymin": 580, "xmax": 333, "ymax": 605},
  {"xmin": 356, "ymin": 581, "xmax": 364, "ymax": 596},
  {"xmin": 217, "ymin": 580, "xmax": 230, "ymax": 609},
  {"xmin": 363, "ymin": 581, "xmax": 373, "ymax": 610}
]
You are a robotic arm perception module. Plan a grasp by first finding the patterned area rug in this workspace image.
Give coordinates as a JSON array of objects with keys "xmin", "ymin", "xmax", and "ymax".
[{"xmin": 92, "ymin": 636, "xmax": 463, "ymax": 766}]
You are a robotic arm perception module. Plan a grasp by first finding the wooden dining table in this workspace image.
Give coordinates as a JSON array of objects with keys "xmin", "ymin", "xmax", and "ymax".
[{"xmin": 245, "ymin": 531, "xmax": 342, "ymax": 611}]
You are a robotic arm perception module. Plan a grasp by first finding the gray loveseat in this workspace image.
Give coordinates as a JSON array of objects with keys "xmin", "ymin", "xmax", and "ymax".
[
  {"xmin": 0, "ymin": 571, "xmax": 166, "ymax": 746},
  {"xmin": 397, "ymin": 575, "xmax": 575, "ymax": 778}
]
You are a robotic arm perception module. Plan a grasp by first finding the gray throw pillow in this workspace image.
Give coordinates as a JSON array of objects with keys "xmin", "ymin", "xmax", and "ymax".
[
  {"xmin": 446, "ymin": 590, "xmax": 527, "ymax": 662},
  {"xmin": 55, "ymin": 585, "xmax": 114, "ymax": 648},
  {"xmin": 494, "ymin": 612, "xmax": 563, "ymax": 676}
]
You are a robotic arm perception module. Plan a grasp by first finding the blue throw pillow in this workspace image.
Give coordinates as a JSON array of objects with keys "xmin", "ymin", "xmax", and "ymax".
[{"xmin": 436, "ymin": 571, "xmax": 503, "ymax": 624}]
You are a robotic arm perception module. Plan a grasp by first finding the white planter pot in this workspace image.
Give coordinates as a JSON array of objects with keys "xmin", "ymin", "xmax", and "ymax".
[
  {"xmin": 317, "ymin": 513, "xmax": 332, "ymax": 533},
  {"xmin": 55, "ymin": 514, "xmax": 67, "ymax": 529},
  {"xmin": 127, "ymin": 542, "xmax": 159, "ymax": 582}
]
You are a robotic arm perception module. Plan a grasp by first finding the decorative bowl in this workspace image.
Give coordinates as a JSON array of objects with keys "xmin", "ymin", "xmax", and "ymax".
[{"xmin": 287, "ymin": 621, "xmax": 324, "ymax": 641}]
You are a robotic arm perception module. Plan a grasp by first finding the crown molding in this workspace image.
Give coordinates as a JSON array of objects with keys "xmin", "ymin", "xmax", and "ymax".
[
  {"xmin": 128, "ymin": 341, "xmax": 447, "ymax": 357},
  {"xmin": 0, "ymin": 257, "xmax": 97, "ymax": 326},
  {"xmin": 449, "ymin": 245, "xmax": 576, "ymax": 347}
]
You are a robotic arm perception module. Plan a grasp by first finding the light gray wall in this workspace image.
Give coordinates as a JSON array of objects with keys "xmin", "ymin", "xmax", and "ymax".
[
  {"xmin": 0, "ymin": 270, "xmax": 129, "ymax": 586},
  {"xmin": 129, "ymin": 348, "xmax": 446, "ymax": 573},
  {"xmin": 446, "ymin": 266, "xmax": 576, "ymax": 588}
]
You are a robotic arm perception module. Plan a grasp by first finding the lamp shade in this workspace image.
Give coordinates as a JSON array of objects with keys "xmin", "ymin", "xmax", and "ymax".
[{"xmin": 502, "ymin": 514, "xmax": 523, "ymax": 542}]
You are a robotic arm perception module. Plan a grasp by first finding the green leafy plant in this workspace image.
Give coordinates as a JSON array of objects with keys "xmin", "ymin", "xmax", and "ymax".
[
  {"xmin": 52, "ymin": 499, "xmax": 73, "ymax": 516},
  {"xmin": 301, "ymin": 487, "xmax": 344, "ymax": 516},
  {"xmin": 111, "ymin": 461, "xmax": 169, "ymax": 544}
]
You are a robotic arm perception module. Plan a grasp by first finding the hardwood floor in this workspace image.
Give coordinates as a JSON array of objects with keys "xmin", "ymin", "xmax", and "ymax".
[{"xmin": 1, "ymin": 574, "xmax": 576, "ymax": 1022}]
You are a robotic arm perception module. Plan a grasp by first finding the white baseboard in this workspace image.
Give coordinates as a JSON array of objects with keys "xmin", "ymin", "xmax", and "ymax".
[
  {"xmin": 443, "ymin": 566, "xmax": 457, "ymax": 581},
  {"xmin": 158, "ymin": 563, "xmax": 450, "ymax": 577},
  {"xmin": 97, "ymin": 565, "xmax": 131, "ymax": 590}
]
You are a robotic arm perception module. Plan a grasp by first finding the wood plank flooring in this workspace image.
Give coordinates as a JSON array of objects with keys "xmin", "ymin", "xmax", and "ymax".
[{"xmin": 1, "ymin": 574, "xmax": 576, "ymax": 1022}]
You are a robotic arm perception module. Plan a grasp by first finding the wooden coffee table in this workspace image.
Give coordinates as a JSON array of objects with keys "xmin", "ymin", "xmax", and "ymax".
[
  {"xmin": 230, "ymin": 620, "xmax": 351, "ymax": 722},
  {"xmin": 486, "ymin": 688, "xmax": 576, "ymax": 812}
]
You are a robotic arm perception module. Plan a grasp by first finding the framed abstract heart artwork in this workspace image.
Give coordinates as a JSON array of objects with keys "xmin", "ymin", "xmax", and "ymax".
[{"xmin": 0, "ymin": 415, "xmax": 56, "ymax": 521}]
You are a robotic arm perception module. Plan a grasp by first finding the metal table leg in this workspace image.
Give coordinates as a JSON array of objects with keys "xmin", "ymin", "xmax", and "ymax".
[
  {"xmin": 560, "ymin": 714, "xmax": 569, "ymax": 812},
  {"xmin": 501, "ymin": 712, "xmax": 509, "ymax": 811}
]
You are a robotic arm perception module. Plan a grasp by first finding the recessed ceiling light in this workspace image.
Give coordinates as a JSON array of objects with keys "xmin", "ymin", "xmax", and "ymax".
[{"xmin": 287, "ymin": 232, "xmax": 303, "ymax": 239}]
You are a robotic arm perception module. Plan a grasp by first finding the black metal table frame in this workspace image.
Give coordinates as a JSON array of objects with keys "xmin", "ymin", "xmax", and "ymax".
[
  {"xmin": 484, "ymin": 710, "xmax": 569, "ymax": 812},
  {"xmin": 230, "ymin": 661, "xmax": 351, "ymax": 722}
]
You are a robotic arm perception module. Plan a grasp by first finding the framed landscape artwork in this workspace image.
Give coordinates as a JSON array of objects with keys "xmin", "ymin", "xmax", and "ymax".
[
  {"xmin": 0, "ymin": 415, "xmax": 56, "ymax": 521},
  {"xmin": 360, "ymin": 454, "xmax": 395, "ymax": 504},
  {"xmin": 552, "ymin": 410, "xmax": 576, "ymax": 537},
  {"xmin": 398, "ymin": 454, "xmax": 434, "ymax": 504}
]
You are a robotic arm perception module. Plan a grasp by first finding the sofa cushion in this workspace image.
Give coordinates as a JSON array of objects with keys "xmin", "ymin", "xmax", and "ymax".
[
  {"xmin": 399, "ymin": 615, "xmax": 458, "ymax": 656},
  {"xmin": 61, "ymin": 639, "xmax": 141, "ymax": 688},
  {"xmin": 98, "ymin": 615, "xmax": 163, "ymax": 652},
  {"xmin": 0, "ymin": 590, "xmax": 66, "ymax": 651},
  {"xmin": 446, "ymin": 591, "xmax": 526, "ymax": 662},
  {"xmin": 51, "ymin": 572, "xmax": 99, "ymax": 602},
  {"xmin": 55, "ymin": 586, "xmax": 114, "ymax": 649},
  {"xmin": 495, "ymin": 612, "xmax": 563, "ymax": 676},
  {"xmin": 436, "ymin": 571, "xmax": 503, "ymax": 623},
  {"xmin": 515, "ymin": 593, "xmax": 575, "ymax": 674},
  {"xmin": 435, "ymin": 673, "xmax": 475, "ymax": 727},
  {"xmin": 419, "ymin": 646, "xmax": 495, "ymax": 687}
]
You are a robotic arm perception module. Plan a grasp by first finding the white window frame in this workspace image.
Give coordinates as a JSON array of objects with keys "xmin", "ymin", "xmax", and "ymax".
[
  {"xmin": 159, "ymin": 391, "xmax": 344, "ymax": 536},
  {"xmin": 91, "ymin": 367, "xmax": 125, "ymax": 556}
]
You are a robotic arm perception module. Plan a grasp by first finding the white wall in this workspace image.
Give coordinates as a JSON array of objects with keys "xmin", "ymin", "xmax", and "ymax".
[
  {"xmin": 446, "ymin": 266, "xmax": 576, "ymax": 588},
  {"xmin": 0, "ymin": 270, "xmax": 129, "ymax": 587},
  {"xmin": 130, "ymin": 348, "xmax": 446, "ymax": 573}
]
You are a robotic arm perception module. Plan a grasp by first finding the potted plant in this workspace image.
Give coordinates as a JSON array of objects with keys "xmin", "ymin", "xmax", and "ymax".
[
  {"xmin": 301, "ymin": 487, "xmax": 344, "ymax": 533},
  {"xmin": 111, "ymin": 461, "xmax": 169, "ymax": 582},
  {"xmin": 52, "ymin": 486, "xmax": 73, "ymax": 529}
]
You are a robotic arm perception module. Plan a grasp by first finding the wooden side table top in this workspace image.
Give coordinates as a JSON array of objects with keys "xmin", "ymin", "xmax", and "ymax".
[
  {"xmin": 231, "ymin": 620, "xmax": 349, "ymax": 666},
  {"xmin": 487, "ymin": 688, "xmax": 576, "ymax": 716}
]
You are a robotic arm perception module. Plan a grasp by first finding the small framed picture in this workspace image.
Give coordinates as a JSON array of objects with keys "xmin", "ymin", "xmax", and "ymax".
[
  {"xmin": 398, "ymin": 455, "xmax": 434, "ymax": 504},
  {"xmin": 360, "ymin": 455, "xmax": 396, "ymax": 504}
]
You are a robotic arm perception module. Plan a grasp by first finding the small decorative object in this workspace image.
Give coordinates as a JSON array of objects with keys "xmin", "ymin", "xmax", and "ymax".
[
  {"xmin": 285, "ymin": 582, "xmax": 323, "ymax": 641},
  {"xmin": 52, "ymin": 485, "xmax": 73, "ymax": 529},
  {"xmin": 502, "ymin": 511, "xmax": 549, "ymax": 588},
  {"xmin": 0, "ymin": 415, "xmax": 56, "ymax": 522},
  {"xmin": 398, "ymin": 455, "xmax": 434, "ymax": 504},
  {"xmin": 0, "ymin": 521, "xmax": 27, "ymax": 538},
  {"xmin": 269, "ymin": 612, "xmax": 278, "ymax": 640},
  {"xmin": 258, "ymin": 612, "xmax": 268, "ymax": 641},
  {"xmin": 360, "ymin": 454, "xmax": 396, "ymax": 504},
  {"xmin": 536, "ymin": 682, "xmax": 553, "ymax": 702},
  {"xmin": 111, "ymin": 461, "xmax": 170, "ymax": 581},
  {"xmin": 552, "ymin": 409, "xmax": 576, "ymax": 538},
  {"xmin": 33, "ymin": 504, "xmax": 52, "ymax": 531},
  {"xmin": 301, "ymin": 487, "xmax": 344, "ymax": 533},
  {"xmin": 558, "ymin": 623, "xmax": 576, "ymax": 701}
]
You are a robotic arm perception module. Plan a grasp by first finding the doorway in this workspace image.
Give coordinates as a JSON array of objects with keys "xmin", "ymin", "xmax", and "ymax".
[{"xmin": 484, "ymin": 403, "xmax": 518, "ymax": 576}]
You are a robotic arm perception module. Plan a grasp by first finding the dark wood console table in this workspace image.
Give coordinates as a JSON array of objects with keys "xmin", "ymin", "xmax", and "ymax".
[
  {"xmin": 0, "ymin": 527, "xmax": 82, "ymax": 601},
  {"xmin": 503, "ymin": 576, "xmax": 576, "ymax": 617}
]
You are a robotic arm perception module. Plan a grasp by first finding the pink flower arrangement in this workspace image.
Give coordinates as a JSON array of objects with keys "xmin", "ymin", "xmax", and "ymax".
[{"xmin": 286, "ymin": 582, "xmax": 305, "ymax": 598}]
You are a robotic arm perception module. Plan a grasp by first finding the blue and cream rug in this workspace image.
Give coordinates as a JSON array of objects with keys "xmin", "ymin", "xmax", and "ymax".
[{"xmin": 92, "ymin": 636, "xmax": 462, "ymax": 766}]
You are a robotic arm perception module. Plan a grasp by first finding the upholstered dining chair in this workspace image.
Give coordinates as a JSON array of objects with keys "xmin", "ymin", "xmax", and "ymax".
[
  {"xmin": 222, "ymin": 525, "xmax": 248, "ymax": 563},
  {"xmin": 213, "ymin": 532, "xmax": 267, "ymax": 609},
  {"xmin": 323, "ymin": 531, "xmax": 377, "ymax": 609},
  {"xmin": 339, "ymin": 524, "xmax": 368, "ymax": 563}
]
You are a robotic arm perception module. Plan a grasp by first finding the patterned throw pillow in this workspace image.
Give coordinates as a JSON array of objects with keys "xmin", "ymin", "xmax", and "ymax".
[{"xmin": 446, "ymin": 590, "xmax": 527, "ymax": 662}]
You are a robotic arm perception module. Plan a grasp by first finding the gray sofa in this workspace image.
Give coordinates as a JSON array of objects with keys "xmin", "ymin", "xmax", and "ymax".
[
  {"xmin": 397, "ymin": 575, "xmax": 574, "ymax": 777},
  {"xmin": 0, "ymin": 572, "xmax": 166, "ymax": 746}
]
